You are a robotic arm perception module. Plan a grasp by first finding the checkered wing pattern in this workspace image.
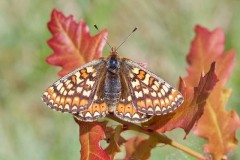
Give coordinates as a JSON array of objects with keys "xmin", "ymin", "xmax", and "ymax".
[
  {"xmin": 42, "ymin": 59, "xmax": 106, "ymax": 114},
  {"xmin": 115, "ymin": 99, "xmax": 153, "ymax": 123},
  {"xmin": 74, "ymin": 99, "xmax": 108, "ymax": 122},
  {"xmin": 122, "ymin": 59, "xmax": 184, "ymax": 115},
  {"xmin": 114, "ymin": 72, "xmax": 153, "ymax": 123}
]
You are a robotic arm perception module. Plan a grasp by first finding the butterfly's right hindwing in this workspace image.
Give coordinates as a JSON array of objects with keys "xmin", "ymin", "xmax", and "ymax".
[{"xmin": 41, "ymin": 59, "xmax": 106, "ymax": 113}]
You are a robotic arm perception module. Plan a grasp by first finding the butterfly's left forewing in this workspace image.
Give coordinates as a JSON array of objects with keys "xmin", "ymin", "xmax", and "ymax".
[
  {"xmin": 42, "ymin": 59, "xmax": 106, "ymax": 113},
  {"xmin": 122, "ymin": 59, "xmax": 184, "ymax": 115}
]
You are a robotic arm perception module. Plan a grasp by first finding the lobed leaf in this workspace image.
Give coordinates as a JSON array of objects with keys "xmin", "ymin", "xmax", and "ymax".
[
  {"xmin": 123, "ymin": 136, "xmax": 157, "ymax": 160},
  {"xmin": 46, "ymin": 9, "xmax": 110, "ymax": 160},
  {"xmin": 46, "ymin": 9, "xmax": 107, "ymax": 76},
  {"xmin": 184, "ymin": 26, "xmax": 240, "ymax": 159},
  {"xmin": 74, "ymin": 119, "xmax": 110, "ymax": 160},
  {"xmin": 146, "ymin": 63, "xmax": 218, "ymax": 136}
]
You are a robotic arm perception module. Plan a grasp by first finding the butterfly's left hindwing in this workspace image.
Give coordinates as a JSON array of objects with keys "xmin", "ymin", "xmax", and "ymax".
[
  {"xmin": 122, "ymin": 59, "xmax": 184, "ymax": 115},
  {"xmin": 42, "ymin": 59, "xmax": 106, "ymax": 113},
  {"xmin": 114, "ymin": 72, "xmax": 153, "ymax": 123}
]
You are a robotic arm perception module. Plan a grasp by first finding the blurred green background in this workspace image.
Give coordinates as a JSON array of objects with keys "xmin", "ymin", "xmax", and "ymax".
[{"xmin": 0, "ymin": 0, "xmax": 239, "ymax": 159}]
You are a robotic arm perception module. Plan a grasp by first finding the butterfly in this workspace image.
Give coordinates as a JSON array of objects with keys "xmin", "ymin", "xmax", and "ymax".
[{"xmin": 42, "ymin": 47, "xmax": 184, "ymax": 123}]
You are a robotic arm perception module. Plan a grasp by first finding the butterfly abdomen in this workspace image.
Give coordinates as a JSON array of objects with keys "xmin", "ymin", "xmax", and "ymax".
[
  {"xmin": 105, "ymin": 57, "xmax": 121, "ymax": 112},
  {"xmin": 104, "ymin": 73, "xmax": 121, "ymax": 112}
]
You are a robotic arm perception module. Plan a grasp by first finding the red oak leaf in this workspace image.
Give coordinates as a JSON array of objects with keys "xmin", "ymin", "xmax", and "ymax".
[
  {"xmin": 46, "ymin": 9, "xmax": 109, "ymax": 160},
  {"xmin": 146, "ymin": 62, "xmax": 218, "ymax": 136},
  {"xmin": 123, "ymin": 136, "xmax": 157, "ymax": 160},
  {"xmin": 74, "ymin": 119, "xmax": 110, "ymax": 160},
  {"xmin": 46, "ymin": 9, "xmax": 107, "ymax": 77},
  {"xmin": 184, "ymin": 26, "xmax": 240, "ymax": 159}
]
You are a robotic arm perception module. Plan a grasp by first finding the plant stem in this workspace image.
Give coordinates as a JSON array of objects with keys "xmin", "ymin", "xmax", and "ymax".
[{"xmin": 107, "ymin": 115, "xmax": 206, "ymax": 160}]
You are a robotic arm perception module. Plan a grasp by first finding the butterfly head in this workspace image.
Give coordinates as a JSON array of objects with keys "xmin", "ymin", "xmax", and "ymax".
[
  {"xmin": 107, "ymin": 50, "xmax": 120, "ymax": 74},
  {"xmin": 110, "ymin": 47, "xmax": 118, "ymax": 56}
]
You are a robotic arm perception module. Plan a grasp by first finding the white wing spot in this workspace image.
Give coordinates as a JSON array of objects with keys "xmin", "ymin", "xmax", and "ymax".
[
  {"xmin": 160, "ymin": 89, "xmax": 165, "ymax": 96},
  {"xmin": 68, "ymin": 90, "xmax": 75, "ymax": 96},
  {"xmin": 94, "ymin": 95, "xmax": 98, "ymax": 100},
  {"xmin": 86, "ymin": 66, "xmax": 94, "ymax": 73},
  {"xmin": 49, "ymin": 100, "xmax": 54, "ymax": 104},
  {"xmin": 66, "ymin": 83, "xmax": 73, "ymax": 89},
  {"xmin": 72, "ymin": 106, "xmax": 77, "ymax": 110},
  {"xmin": 165, "ymin": 83, "xmax": 171, "ymax": 88},
  {"xmin": 76, "ymin": 79, "xmax": 84, "ymax": 85},
  {"xmin": 171, "ymin": 102, "xmax": 176, "ymax": 106},
  {"xmin": 132, "ymin": 68, "xmax": 140, "ymax": 74},
  {"xmin": 94, "ymin": 112, "xmax": 100, "ymax": 117},
  {"xmin": 92, "ymin": 72, "xmax": 97, "ymax": 77},
  {"xmin": 148, "ymin": 107, "xmax": 154, "ymax": 112},
  {"xmin": 65, "ymin": 80, "xmax": 71, "ymax": 86},
  {"xmin": 43, "ymin": 92, "xmax": 48, "ymax": 96},
  {"xmin": 77, "ymin": 87, "xmax": 83, "ymax": 93},
  {"xmin": 174, "ymin": 97, "xmax": 178, "ymax": 102},
  {"xmin": 64, "ymin": 104, "xmax": 70, "ymax": 110},
  {"xmin": 83, "ymin": 90, "xmax": 91, "ymax": 97},
  {"xmin": 151, "ymin": 92, "xmax": 157, "ymax": 97},
  {"xmin": 129, "ymin": 73, "xmax": 134, "ymax": 78},
  {"xmin": 134, "ymin": 91, "xmax": 143, "ymax": 98},
  {"xmin": 154, "ymin": 81, "xmax": 160, "ymax": 88},
  {"xmin": 131, "ymin": 79, "xmax": 140, "ymax": 88},
  {"xmin": 132, "ymin": 113, "xmax": 140, "ymax": 119},
  {"xmin": 177, "ymin": 94, "xmax": 183, "ymax": 99},
  {"xmin": 155, "ymin": 106, "xmax": 161, "ymax": 112},
  {"xmin": 142, "ymin": 74, "xmax": 150, "ymax": 85},
  {"xmin": 63, "ymin": 90, "xmax": 67, "ymax": 96},
  {"xmin": 56, "ymin": 83, "xmax": 63, "ymax": 91},
  {"xmin": 60, "ymin": 87, "xmax": 65, "ymax": 94},
  {"xmin": 152, "ymin": 85, "xmax": 158, "ymax": 91},
  {"xmin": 143, "ymin": 88, "xmax": 149, "ymax": 94},
  {"xmin": 85, "ymin": 112, "xmax": 92, "ymax": 118},
  {"xmin": 86, "ymin": 79, "xmax": 95, "ymax": 87},
  {"xmin": 124, "ymin": 113, "xmax": 131, "ymax": 118},
  {"xmin": 75, "ymin": 72, "xmax": 84, "ymax": 84},
  {"xmin": 162, "ymin": 85, "xmax": 169, "ymax": 92}
]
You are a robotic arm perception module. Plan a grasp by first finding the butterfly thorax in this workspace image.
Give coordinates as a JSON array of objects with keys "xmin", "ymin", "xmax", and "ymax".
[{"xmin": 104, "ymin": 55, "xmax": 121, "ymax": 112}]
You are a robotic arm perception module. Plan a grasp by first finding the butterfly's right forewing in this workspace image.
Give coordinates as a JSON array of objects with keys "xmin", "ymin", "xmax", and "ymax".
[{"xmin": 42, "ymin": 59, "xmax": 106, "ymax": 113}]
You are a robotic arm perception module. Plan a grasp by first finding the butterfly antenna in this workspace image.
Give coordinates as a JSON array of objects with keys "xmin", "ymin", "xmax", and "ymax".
[
  {"xmin": 94, "ymin": 24, "xmax": 112, "ymax": 50},
  {"xmin": 116, "ymin": 27, "xmax": 138, "ymax": 51}
]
